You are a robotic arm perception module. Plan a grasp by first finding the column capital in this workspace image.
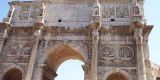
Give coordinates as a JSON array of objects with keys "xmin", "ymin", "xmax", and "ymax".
[
  {"xmin": 92, "ymin": 29, "xmax": 99, "ymax": 43},
  {"xmin": 134, "ymin": 28, "xmax": 143, "ymax": 42},
  {"xmin": 133, "ymin": 20, "xmax": 145, "ymax": 42},
  {"xmin": 82, "ymin": 64, "xmax": 89, "ymax": 73},
  {"xmin": 34, "ymin": 25, "xmax": 45, "ymax": 40},
  {"xmin": 36, "ymin": 64, "xmax": 46, "ymax": 68}
]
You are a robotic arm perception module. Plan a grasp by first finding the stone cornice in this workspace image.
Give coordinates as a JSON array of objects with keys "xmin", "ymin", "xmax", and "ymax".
[
  {"xmin": 129, "ymin": 20, "xmax": 153, "ymax": 37},
  {"xmin": 0, "ymin": 23, "xmax": 11, "ymax": 29},
  {"xmin": 0, "ymin": 23, "xmax": 152, "ymax": 38}
]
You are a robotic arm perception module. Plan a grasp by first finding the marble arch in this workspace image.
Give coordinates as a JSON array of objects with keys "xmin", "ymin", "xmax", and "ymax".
[{"xmin": 0, "ymin": 0, "xmax": 158, "ymax": 80}]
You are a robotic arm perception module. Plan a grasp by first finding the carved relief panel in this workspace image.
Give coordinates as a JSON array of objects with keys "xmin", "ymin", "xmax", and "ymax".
[
  {"xmin": 116, "ymin": 6, "xmax": 129, "ymax": 18},
  {"xmin": 4, "ymin": 44, "xmax": 19, "ymax": 56},
  {"xmin": 19, "ymin": 44, "xmax": 33, "ymax": 63},
  {"xmin": 98, "ymin": 45, "xmax": 136, "ymax": 67},
  {"xmin": 30, "ymin": 5, "xmax": 44, "ymax": 19},
  {"xmin": 102, "ymin": 5, "xmax": 129, "ymax": 18},
  {"xmin": 100, "ymin": 46, "xmax": 115, "ymax": 59},
  {"xmin": 119, "ymin": 46, "xmax": 134, "ymax": 60},
  {"xmin": 20, "ymin": 45, "xmax": 32, "ymax": 55},
  {"xmin": 1, "ymin": 40, "xmax": 34, "ymax": 63},
  {"xmin": 19, "ymin": 6, "xmax": 31, "ymax": 20}
]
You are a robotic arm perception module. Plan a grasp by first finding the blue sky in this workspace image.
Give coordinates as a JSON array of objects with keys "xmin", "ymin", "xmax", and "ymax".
[{"xmin": 0, "ymin": 0, "xmax": 160, "ymax": 80}]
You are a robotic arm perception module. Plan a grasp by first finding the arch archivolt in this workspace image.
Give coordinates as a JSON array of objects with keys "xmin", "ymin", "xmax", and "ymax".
[
  {"xmin": 51, "ymin": 42, "xmax": 88, "ymax": 59},
  {"xmin": 38, "ymin": 41, "xmax": 89, "ymax": 71},
  {"xmin": 36, "ymin": 41, "xmax": 90, "ymax": 80},
  {"xmin": 102, "ymin": 68, "xmax": 132, "ymax": 80},
  {"xmin": 0, "ymin": 64, "xmax": 25, "ymax": 80}
]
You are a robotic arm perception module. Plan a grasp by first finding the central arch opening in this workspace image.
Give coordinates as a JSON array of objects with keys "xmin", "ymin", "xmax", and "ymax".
[
  {"xmin": 106, "ymin": 72, "xmax": 127, "ymax": 80},
  {"xmin": 42, "ymin": 44, "xmax": 87, "ymax": 80},
  {"xmin": 55, "ymin": 60, "xmax": 84, "ymax": 80}
]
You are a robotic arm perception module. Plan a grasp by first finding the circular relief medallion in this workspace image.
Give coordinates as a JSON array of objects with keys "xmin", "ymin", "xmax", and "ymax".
[
  {"xmin": 100, "ymin": 46, "xmax": 115, "ymax": 59},
  {"xmin": 119, "ymin": 46, "xmax": 134, "ymax": 60}
]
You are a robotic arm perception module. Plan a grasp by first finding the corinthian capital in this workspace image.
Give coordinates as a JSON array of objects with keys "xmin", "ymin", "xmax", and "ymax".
[
  {"xmin": 92, "ymin": 29, "xmax": 99, "ymax": 43},
  {"xmin": 134, "ymin": 28, "xmax": 143, "ymax": 41}
]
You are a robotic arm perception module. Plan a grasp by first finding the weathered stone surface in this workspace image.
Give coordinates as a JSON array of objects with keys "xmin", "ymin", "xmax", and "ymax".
[{"xmin": 0, "ymin": 0, "xmax": 159, "ymax": 80}]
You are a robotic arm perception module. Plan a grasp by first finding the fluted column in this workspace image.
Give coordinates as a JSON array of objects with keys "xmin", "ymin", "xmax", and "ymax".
[
  {"xmin": 91, "ymin": 29, "xmax": 99, "ymax": 80},
  {"xmin": 25, "ymin": 38, "xmax": 39, "ymax": 80},
  {"xmin": 134, "ymin": 22, "xmax": 146, "ymax": 80},
  {"xmin": 25, "ymin": 26, "xmax": 44, "ymax": 80}
]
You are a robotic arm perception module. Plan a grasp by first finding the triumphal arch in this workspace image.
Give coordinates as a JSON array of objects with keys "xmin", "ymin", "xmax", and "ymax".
[{"xmin": 0, "ymin": 0, "xmax": 160, "ymax": 80}]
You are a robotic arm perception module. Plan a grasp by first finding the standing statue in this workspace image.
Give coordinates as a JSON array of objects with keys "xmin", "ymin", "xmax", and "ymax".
[
  {"xmin": 92, "ymin": 1, "xmax": 101, "ymax": 23},
  {"xmin": 93, "ymin": 3, "xmax": 100, "ymax": 16},
  {"xmin": 133, "ymin": 4, "xmax": 140, "ymax": 15}
]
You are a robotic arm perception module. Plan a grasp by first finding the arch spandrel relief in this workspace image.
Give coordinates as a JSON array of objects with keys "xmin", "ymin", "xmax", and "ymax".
[{"xmin": 36, "ymin": 40, "xmax": 91, "ymax": 64}]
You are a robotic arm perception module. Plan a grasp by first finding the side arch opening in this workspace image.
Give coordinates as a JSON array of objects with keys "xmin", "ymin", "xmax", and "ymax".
[
  {"xmin": 106, "ymin": 72, "xmax": 127, "ymax": 80},
  {"xmin": 2, "ymin": 68, "xmax": 22, "ymax": 80},
  {"xmin": 156, "ymin": 77, "xmax": 160, "ymax": 80},
  {"xmin": 103, "ymin": 68, "xmax": 132, "ymax": 80}
]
